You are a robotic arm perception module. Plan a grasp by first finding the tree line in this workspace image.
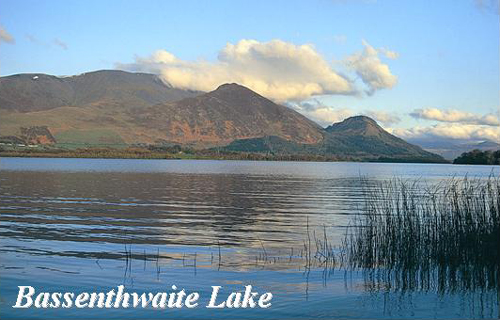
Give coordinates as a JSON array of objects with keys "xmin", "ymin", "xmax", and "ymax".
[{"xmin": 453, "ymin": 149, "xmax": 500, "ymax": 165}]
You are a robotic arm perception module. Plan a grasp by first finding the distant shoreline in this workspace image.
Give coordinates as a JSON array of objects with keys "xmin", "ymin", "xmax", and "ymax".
[{"xmin": 0, "ymin": 149, "xmax": 450, "ymax": 164}]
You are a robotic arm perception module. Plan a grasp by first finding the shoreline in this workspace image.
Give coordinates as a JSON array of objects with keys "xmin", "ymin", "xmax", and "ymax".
[{"xmin": 0, "ymin": 152, "xmax": 449, "ymax": 164}]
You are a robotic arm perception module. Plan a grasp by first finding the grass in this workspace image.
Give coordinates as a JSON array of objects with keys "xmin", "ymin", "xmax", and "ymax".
[
  {"xmin": 54, "ymin": 129, "xmax": 126, "ymax": 146},
  {"xmin": 342, "ymin": 176, "xmax": 500, "ymax": 293}
]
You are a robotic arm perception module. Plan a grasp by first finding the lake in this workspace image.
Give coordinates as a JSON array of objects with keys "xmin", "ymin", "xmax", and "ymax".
[{"xmin": 0, "ymin": 158, "xmax": 498, "ymax": 319}]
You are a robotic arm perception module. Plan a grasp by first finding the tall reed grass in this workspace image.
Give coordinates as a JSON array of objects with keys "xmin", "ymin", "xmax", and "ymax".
[{"xmin": 343, "ymin": 176, "xmax": 500, "ymax": 293}]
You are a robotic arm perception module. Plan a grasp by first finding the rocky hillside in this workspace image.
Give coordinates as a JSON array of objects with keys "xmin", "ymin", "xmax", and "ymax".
[
  {"xmin": 0, "ymin": 70, "xmax": 444, "ymax": 162},
  {"xmin": 130, "ymin": 83, "xmax": 324, "ymax": 145}
]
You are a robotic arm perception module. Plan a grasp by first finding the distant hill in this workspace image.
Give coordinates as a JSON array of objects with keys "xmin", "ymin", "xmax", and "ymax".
[
  {"xmin": 325, "ymin": 116, "xmax": 438, "ymax": 158},
  {"xmin": 0, "ymin": 70, "xmax": 444, "ymax": 162},
  {"xmin": 411, "ymin": 139, "xmax": 500, "ymax": 160}
]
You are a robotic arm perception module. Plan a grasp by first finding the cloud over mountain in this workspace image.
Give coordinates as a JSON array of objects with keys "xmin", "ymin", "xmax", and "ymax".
[
  {"xmin": 288, "ymin": 100, "xmax": 400, "ymax": 127},
  {"xmin": 393, "ymin": 107, "xmax": 500, "ymax": 143},
  {"xmin": 288, "ymin": 101, "xmax": 354, "ymax": 127},
  {"xmin": 363, "ymin": 110, "xmax": 401, "ymax": 126},
  {"xmin": 392, "ymin": 124, "xmax": 500, "ymax": 142},
  {"xmin": 118, "ymin": 39, "xmax": 398, "ymax": 102},
  {"xmin": 410, "ymin": 108, "xmax": 500, "ymax": 126}
]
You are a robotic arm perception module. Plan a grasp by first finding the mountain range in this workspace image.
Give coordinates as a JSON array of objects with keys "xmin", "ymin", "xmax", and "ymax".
[
  {"xmin": 408, "ymin": 139, "xmax": 500, "ymax": 160},
  {"xmin": 0, "ymin": 70, "xmax": 444, "ymax": 162}
]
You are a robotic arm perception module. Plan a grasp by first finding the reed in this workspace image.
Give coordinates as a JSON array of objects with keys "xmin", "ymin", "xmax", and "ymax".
[
  {"xmin": 343, "ymin": 176, "xmax": 500, "ymax": 293},
  {"xmin": 114, "ymin": 175, "xmax": 498, "ymax": 296}
]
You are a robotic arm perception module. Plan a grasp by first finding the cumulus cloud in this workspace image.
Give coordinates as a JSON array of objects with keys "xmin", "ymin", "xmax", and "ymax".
[
  {"xmin": 363, "ymin": 110, "xmax": 401, "ymax": 126},
  {"xmin": 392, "ymin": 124, "xmax": 500, "ymax": 143},
  {"xmin": 288, "ymin": 101, "xmax": 354, "ymax": 126},
  {"xmin": 288, "ymin": 99, "xmax": 400, "ymax": 127},
  {"xmin": 380, "ymin": 48, "xmax": 399, "ymax": 60},
  {"xmin": 410, "ymin": 108, "xmax": 500, "ymax": 126},
  {"xmin": 0, "ymin": 26, "xmax": 15, "ymax": 44},
  {"xmin": 345, "ymin": 40, "xmax": 398, "ymax": 95},
  {"xmin": 118, "ymin": 39, "xmax": 399, "ymax": 102}
]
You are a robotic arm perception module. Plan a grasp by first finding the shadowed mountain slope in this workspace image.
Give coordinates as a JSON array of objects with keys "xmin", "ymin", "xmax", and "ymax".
[
  {"xmin": 225, "ymin": 116, "xmax": 443, "ymax": 161},
  {"xmin": 324, "ymin": 116, "xmax": 436, "ymax": 156}
]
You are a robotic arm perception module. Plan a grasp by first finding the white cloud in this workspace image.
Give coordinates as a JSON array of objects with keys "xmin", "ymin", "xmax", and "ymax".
[
  {"xmin": 288, "ymin": 101, "xmax": 354, "ymax": 126},
  {"xmin": 345, "ymin": 40, "xmax": 398, "ymax": 95},
  {"xmin": 363, "ymin": 110, "xmax": 401, "ymax": 126},
  {"xmin": 410, "ymin": 108, "xmax": 500, "ymax": 126},
  {"xmin": 118, "ymin": 39, "xmax": 400, "ymax": 102},
  {"xmin": 392, "ymin": 124, "xmax": 500, "ymax": 142},
  {"xmin": 380, "ymin": 48, "xmax": 399, "ymax": 60},
  {"xmin": 288, "ymin": 100, "xmax": 400, "ymax": 127},
  {"xmin": 0, "ymin": 26, "xmax": 15, "ymax": 44}
]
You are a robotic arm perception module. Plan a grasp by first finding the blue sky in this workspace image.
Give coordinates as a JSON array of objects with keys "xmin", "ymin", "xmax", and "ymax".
[{"xmin": 0, "ymin": 0, "xmax": 499, "ymax": 143}]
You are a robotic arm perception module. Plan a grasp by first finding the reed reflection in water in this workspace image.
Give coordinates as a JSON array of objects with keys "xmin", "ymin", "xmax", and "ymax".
[{"xmin": 340, "ymin": 177, "xmax": 499, "ymax": 317}]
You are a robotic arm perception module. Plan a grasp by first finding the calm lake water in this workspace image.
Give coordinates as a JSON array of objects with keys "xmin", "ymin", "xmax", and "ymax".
[{"xmin": 0, "ymin": 158, "xmax": 498, "ymax": 319}]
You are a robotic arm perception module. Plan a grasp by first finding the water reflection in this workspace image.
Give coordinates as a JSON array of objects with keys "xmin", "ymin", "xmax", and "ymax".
[
  {"xmin": 0, "ymin": 171, "xmax": 365, "ymax": 249},
  {"xmin": 0, "ymin": 159, "xmax": 499, "ymax": 318}
]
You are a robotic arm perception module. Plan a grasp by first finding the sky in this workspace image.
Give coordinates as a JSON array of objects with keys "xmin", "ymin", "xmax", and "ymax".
[{"xmin": 0, "ymin": 0, "xmax": 499, "ymax": 144}]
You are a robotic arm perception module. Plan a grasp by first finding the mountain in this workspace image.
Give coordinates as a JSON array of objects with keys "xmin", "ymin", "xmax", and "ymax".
[
  {"xmin": 225, "ymin": 116, "xmax": 443, "ymax": 162},
  {"xmin": 324, "ymin": 116, "xmax": 437, "ymax": 157},
  {"xmin": 411, "ymin": 139, "xmax": 500, "ymax": 160},
  {"xmin": 0, "ymin": 70, "xmax": 444, "ymax": 162},
  {"xmin": 129, "ymin": 83, "xmax": 324, "ymax": 146},
  {"xmin": 0, "ymin": 70, "xmax": 200, "ymax": 112},
  {"xmin": 0, "ymin": 70, "xmax": 202, "ymax": 145}
]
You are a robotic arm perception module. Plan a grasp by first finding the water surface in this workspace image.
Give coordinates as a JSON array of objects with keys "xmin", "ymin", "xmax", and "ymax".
[{"xmin": 0, "ymin": 158, "xmax": 498, "ymax": 319}]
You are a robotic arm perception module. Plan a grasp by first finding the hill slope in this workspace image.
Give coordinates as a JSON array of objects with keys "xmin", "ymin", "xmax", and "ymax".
[
  {"xmin": 0, "ymin": 70, "xmax": 200, "ymax": 112},
  {"xmin": 324, "ymin": 116, "xmax": 436, "ymax": 157},
  {"xmin": 0, "ymin": 72, "xmax": 321, "ymax": 146},
  {"xmin": 225, "ymin": 116, "xmax": 442, "ymax": 161},
  {"xmin": 0, "ymin": 70, "xmax": 444, "ymax": 162},
  {"xmin": 411, "ymin": 139, "xmax": 500, "ymax": 160},
  {"xmin": 130, "ymin": 83, "xmax": 324, "ymax": 145},
  {"xmin": 0, "ymin": 70, "xmax": 202, "ymax": 144}
]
